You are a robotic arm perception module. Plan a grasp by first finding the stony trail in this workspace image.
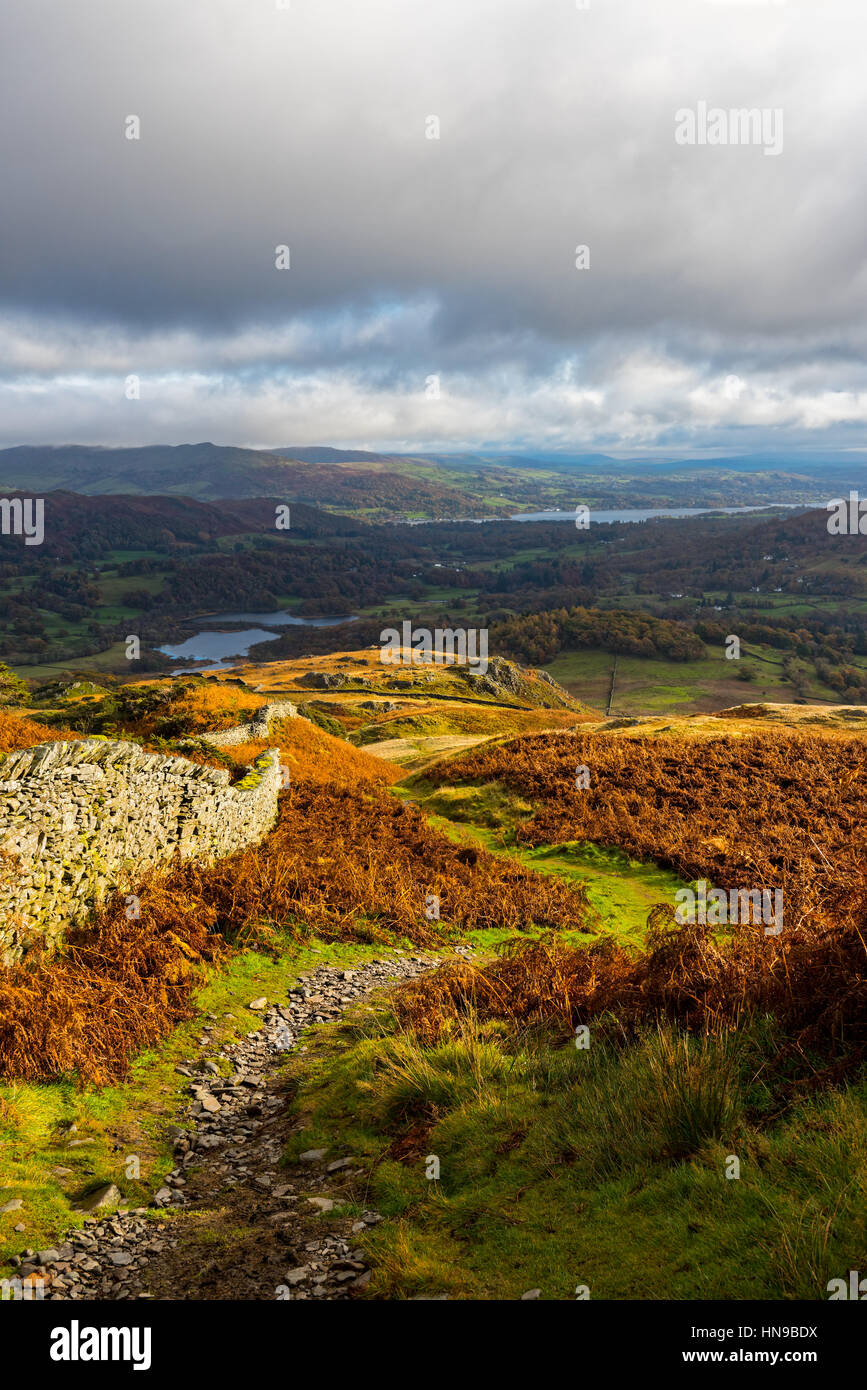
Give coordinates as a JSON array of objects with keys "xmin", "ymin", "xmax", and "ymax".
[{"xmin": 27, "ymin": 949, "xmax": 456, "ymax": 1302}]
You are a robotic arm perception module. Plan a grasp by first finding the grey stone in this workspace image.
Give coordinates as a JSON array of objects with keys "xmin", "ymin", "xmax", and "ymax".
[{"xmin": 73, "ymin": 1183, "xmax": 121, "ymax": 1214}]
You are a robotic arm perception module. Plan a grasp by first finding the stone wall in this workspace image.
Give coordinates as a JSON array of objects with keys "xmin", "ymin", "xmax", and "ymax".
[
  {"xmin": 0, "ymin": 738, "xmax": 282, "ymax": 962},
  {"xmin": 198, "ymin": 701, "xmax": 298, "ymax": 748}
]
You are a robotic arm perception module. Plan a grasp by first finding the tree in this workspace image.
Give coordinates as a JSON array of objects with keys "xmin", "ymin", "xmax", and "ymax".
[{"xmin": 0, "ymin": 661, "xmax": 28, "ymax": 706}]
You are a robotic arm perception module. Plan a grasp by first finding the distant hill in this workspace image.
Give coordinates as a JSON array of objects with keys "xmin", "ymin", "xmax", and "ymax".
[
  {"xmin": 0, "ymin": 490, "xmax": 365, "ymax": 561},
  {"xmin": 0, "ymin": 444, "xmax": 297, "ymax": 499},
  {"xmin": 269, "ymin": 446, "xmax": 406, "ymax": 464},
  {"xmin": 0, "ymin": 443, "xmax": 492, "ymax": 518},
  {"xmin": 0, "ymin": 441, "xmax": 852, "ymax": 517}
]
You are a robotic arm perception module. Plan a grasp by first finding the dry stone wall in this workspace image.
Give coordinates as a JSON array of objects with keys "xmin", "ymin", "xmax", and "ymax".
[
  {"xmin": 198, "ymin": 701, "xmax": 299, "ymax": 747},
  {"xmin": 0, "ymin": 738, "xmax": 282, "ymax": 963}
]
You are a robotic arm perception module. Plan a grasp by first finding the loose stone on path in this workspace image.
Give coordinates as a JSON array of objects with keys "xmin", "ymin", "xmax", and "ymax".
[{"xmin": 38, "ymin": 951, "xmax": 438, "ymax": 1302}]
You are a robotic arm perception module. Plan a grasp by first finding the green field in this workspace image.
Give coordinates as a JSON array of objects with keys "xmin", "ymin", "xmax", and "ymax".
[{"xmin": 543, "ymin": 647, "xmax": 838, "ymax": 715}]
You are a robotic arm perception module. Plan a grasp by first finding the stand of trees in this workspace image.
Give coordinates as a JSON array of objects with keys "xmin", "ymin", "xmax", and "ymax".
[{"xmin": 492, "ymin": 606, "xmax": 705, "ymax": 665}]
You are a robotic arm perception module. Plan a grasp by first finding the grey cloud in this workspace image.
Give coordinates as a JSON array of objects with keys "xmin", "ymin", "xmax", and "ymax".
[{"xmin": 1, "ymin": 0, "xmax": 866, "ymax": 448}]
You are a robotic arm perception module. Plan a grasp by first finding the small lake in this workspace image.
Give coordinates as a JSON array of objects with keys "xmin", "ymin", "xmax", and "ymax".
[{"xmin": 158, "ymin": 611, "xmax": 356, "ymax": 671}]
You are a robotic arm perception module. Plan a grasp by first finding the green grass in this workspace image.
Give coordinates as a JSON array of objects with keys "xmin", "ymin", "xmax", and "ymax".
[
  {"xmin": 282, "ymin": 1010, "xmax": 867, "ymax": 1300},
  {"xmin": 543, "ymin": 647, "xmax": 804, "ymax": 714},
  {"xmin": 10, "ymin": 642, "xmax": 135, "ymax": 681},
  {"xmin": 431, "ymin": 818, "xmax": 684, "ymax": 947},
  {"xmin": 97, "ymin": 574, "xmax": 167, "ymax": 603},
  {"xmin": 517, "ymin": 842, "xmax": 688, "ymax": 946},
  {"xmin": 399, "ymin": 778, "xmax": 536, "ymax": 829},
  {"xmin": 398, "ymin": 778, "xmax": 689, "ymax": 945}
]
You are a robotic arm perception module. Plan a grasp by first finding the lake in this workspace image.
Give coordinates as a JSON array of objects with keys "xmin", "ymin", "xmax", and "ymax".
[
  {"xmin": 508, "ymin": 504, "xmax": 824, "ymax": 524},
  {"xmin": 158, "ymin": 611, "xmax": 355, "ymax": 671},
  {"xmin": 395, "ymin": 503, "xmax": 824, "ymax": 526}
]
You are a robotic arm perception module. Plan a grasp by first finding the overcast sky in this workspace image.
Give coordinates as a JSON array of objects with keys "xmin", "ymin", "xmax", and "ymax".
[{"xmin": 1, "ymin": 0, "xmax": 866, "ymax": 456}]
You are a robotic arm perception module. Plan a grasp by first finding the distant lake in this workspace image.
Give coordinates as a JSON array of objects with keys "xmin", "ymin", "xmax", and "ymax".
[
  {"xmin": 159, "ymin": 610, "xmax": 355, "ymax": 671},
  {"xmin": 508, "ymin": 504, "xmax": 824, "ymax": 524},
  {"xmin": 394, "ymin": 502, "xmax": 824, "ymax": 527}
]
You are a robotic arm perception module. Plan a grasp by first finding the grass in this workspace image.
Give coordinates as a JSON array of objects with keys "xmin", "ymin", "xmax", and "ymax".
[
  {"xmin": 518, "ymin": 843, "xmax": 690, "ymax": 947},
  {"xmin": 397, "ymin": 777, "xmax": 691, "ymax": 946},
  {"xmin": 351, "ymin": 704, "xmax": 581, "ymax": 747},
  {"xmin": 543, "ymin": 648, "xmax": 803, "ymax": 715},
  {"xmin": 359, "ymin": 734, "xmax": 491, "ymax": 775},
  {"xmin": 282, "ymin": 1008, "xmax": 867, "ymax": 1300},
  {"xmin": 432, "ymin": 822, "xmax": 685, "ymax": 947},
  {"xmin": 399, "ymin": 778, "xmax": 537, "ymax": 829},
  {"xmin": 10, "ymin": 642, "xmax": 133, "ymax": 681}
]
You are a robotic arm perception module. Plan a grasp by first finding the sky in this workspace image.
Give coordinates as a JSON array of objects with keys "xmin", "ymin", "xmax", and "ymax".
[{"xmin": 1, "ymin": 0, "xmax": 867, "ymax": 457}]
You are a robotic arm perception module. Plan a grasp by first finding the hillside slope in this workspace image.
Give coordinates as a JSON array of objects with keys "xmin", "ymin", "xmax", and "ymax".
[
  {"xmin": 0, "ymin": 695, "xmax": 864, "ymax": 1303},
  {"xmin": 0, "ymin": 445, "xmax": 493, "ymax": 518}
]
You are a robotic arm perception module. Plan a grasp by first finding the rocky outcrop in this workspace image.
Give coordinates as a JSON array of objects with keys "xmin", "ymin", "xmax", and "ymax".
[
  {"xmin": 457, "ymin": 655, "xmax": 575, "ymax": 707},
  {"xmin": 0, "ymin": 739, "xmax": 282, "ymax": 962},
  {"xmin": 297, "ymin": 672, "xmax": 371, "ymax": 691}
]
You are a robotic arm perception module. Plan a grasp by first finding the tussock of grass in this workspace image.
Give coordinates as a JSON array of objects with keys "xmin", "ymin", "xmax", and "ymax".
[
  {"xmin": 535, "ymin": 1026, "xmax": 744, "ymax": 1174},
  {"xmin": 357, "ymin": 1032, "xmax": 516, "ymax": 1125}
]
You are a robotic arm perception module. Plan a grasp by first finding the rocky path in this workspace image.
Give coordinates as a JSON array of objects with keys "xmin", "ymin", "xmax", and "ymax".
[{"xmin": 21, "ymin": 949, "xmax": 453, "ymax": 1302}]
